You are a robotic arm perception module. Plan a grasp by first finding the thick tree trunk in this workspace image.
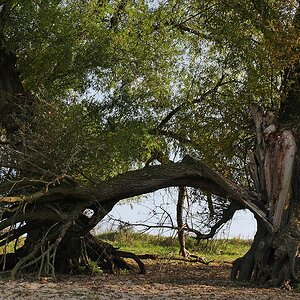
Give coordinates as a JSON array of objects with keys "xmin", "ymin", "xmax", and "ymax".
[
  {"xmin": 0, "ymin": 46, "xmax": 33, "ymax": 149},
  {"xmin": 233, "ymin": 186, "xmax": 300, "ymax": 288},
  {"xmin": 232, "ymin": 94, "xmax": 300, "ymax": 288}
]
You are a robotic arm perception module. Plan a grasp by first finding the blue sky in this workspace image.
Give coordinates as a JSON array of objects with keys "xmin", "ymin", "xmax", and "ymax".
[{"xmin": 99, "ymin": 191, "xmax": 257, "ymax": 239}]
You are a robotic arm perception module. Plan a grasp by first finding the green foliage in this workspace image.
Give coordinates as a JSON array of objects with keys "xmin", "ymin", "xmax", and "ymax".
[
  {"xmin": 294, "ymin": 283, "xmax": 300, "ymax": 293},
  {"xmin": 2, "ymin": 1, "xmax": 300, "ymax": 186},
  {"xmin": 88, "ymin": 260, "xmax": 104, "ymax": 274},
  {"xmin": 1, "ymin": 0, "xmax": 181, "ymax": 181}
]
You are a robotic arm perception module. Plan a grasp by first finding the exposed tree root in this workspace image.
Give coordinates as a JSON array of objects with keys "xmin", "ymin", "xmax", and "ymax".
[
  {"xmin": 231, "ymin": 230, "xmax": 300, "ymax": 289},
  {"xmin": 0, "ymin": 224, "xmax": 145, "ymax": 278},
  {"xmin": 85, "ymin": 234, "xmax": 146, "ymax": 274}
]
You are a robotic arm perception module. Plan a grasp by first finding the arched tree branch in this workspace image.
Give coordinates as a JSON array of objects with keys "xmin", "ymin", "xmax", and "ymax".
[
  {"xmin": 1, "ymin": 155, "xmax": 272, "ymax": 234},
  {"xmin": 82, "ymin": 155, "xmax": 271, "ymax": 232}
]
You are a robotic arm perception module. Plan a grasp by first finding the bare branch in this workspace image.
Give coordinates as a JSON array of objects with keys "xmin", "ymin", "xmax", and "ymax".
[
  {"xmin": 188, "ymin": 202, "xmax": 241, "ymax": 240},
  {"xmin": 154, "ymin": 75, "xmax": 236, "ymax": 133}
]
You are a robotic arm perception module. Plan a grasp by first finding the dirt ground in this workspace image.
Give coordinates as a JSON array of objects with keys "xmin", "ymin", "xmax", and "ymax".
[{"xmin": 0, "ymin": 260, "xmax": 300, "ymax": 299}]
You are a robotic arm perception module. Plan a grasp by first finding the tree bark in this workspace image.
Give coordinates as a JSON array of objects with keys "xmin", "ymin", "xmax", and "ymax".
[
  {"xmin": 232, "ymin": 63, "xmax": 300, "ymax": 287},
  {"xmin": 0, "ymin": 45, "xmax": 33, "ymax": 150},
  {"xmin": 177, "ymin": 187, "xmax": 188, "ymax": 258}
]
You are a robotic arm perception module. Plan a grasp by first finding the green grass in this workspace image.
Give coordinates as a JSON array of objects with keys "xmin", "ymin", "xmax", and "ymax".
[
  {"xmin": 0, "ymin": 238, "xmax": 24, "ymax": 255},
  {"xmin": 0, "ymin": 231, "xmax": 251, "ymax": 263},
  {"xmin": 97, "ymin": 230, "xmax": 252, "ymax": 262}
]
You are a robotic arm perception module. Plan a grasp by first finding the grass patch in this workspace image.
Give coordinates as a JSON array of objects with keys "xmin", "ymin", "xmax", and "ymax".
[
  {"xmin": 0, "ymin": 231, "xmax": 251, "ymax": 263},
  {"xmin": 98, "ymin": 230, "xmax": 179, "ymax": 256},
  {"xmin": 97, "ymin": 230, "xmax": 252, "ymax": 262},
  {"xmin": 0, "ymin": 238, "xmax": 24, "ymax": 255}
]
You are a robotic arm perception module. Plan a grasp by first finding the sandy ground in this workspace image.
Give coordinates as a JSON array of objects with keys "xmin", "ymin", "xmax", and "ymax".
[{"xmin": 0, "ymin": 260, "xmax": 299, "ymax": 299}]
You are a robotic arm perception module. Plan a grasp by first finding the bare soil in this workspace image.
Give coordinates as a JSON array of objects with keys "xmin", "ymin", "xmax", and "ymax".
[{"xmin": 0, "ymin": 260, "xmax": 299, "ymax": 299}]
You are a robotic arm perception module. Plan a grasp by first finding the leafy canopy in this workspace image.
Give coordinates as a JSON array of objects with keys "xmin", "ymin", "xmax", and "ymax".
[{"xmin": 1, "ymin": 0, "xmax": 299, "ymax": 184}]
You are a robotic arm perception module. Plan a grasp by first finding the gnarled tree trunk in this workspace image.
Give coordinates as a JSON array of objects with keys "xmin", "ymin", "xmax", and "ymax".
[{"xmin": 231, "ymin": 64, "xmax": 300, "ymax": 288}]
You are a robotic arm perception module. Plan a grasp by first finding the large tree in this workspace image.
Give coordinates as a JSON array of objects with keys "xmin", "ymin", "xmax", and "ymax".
[{"xmin": 1, "ymin": 0, "xmax": 300, "ymax": 287}]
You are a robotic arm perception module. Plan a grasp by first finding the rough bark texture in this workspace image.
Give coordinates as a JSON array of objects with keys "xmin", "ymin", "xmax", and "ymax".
[
  {"xmin": 177, "ymin": 187, "xmax": 189, "ymax": 258},
  {"xmin": 231, "ymin": 69, "xmax": 300, "ymax": 288}
]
